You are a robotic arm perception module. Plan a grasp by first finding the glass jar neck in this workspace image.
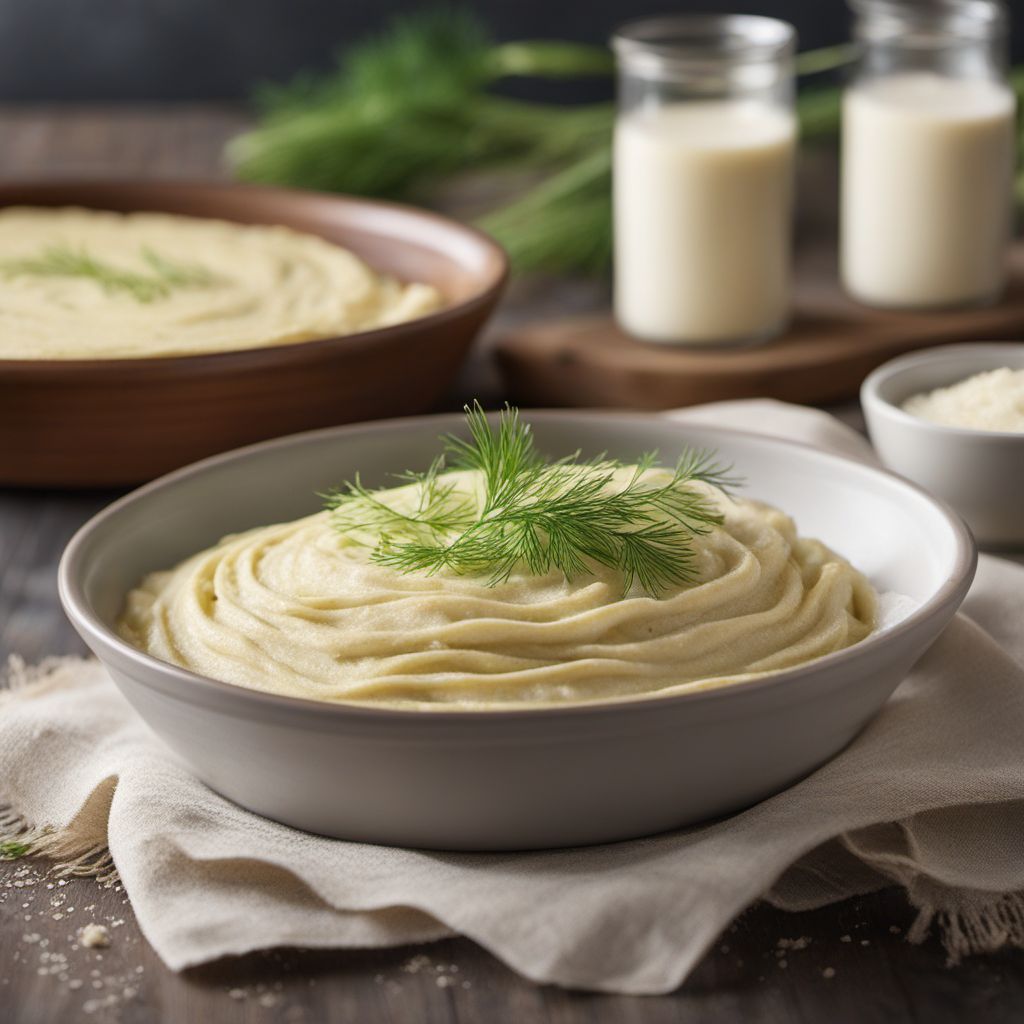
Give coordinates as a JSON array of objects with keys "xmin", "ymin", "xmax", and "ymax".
[
  {"xmin": 850, "ymin": 0, "xmax": 1009, "ymax": 77},
  {"xmin": 613, "ymin": 15, "xmax": 795, "ymax": 106}
]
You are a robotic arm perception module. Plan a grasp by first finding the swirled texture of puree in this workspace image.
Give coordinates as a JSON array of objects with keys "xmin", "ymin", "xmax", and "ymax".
[
  {"xmin": 118, "ymin": 468, "xmax": 877, "ymax": 708},
  {"xmin": 0, "ymin": 207, "xmax": 441, "ymax": 359}
]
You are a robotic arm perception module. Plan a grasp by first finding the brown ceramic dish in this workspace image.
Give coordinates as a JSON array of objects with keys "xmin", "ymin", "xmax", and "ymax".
[{"xmin": 0, "ymin": 180, "xmax": 508, "ymax": 487}]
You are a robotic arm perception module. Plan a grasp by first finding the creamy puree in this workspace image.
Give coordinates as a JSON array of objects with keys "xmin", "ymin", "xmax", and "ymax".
[
  {"xmin": 0, "ymin": 207, "xmax": 441, "ymax": 359},
  {"xmin": 119, "ymin": 469, "xmax": 877, "ymax": 709}
]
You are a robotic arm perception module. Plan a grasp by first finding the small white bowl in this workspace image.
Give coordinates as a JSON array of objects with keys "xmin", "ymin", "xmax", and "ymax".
[{"xmin": 862, "ymin": 344, "xmax": 1024, "ymax": 548}]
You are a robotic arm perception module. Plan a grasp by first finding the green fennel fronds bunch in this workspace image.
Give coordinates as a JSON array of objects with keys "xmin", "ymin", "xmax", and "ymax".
[{"xmin": 228, "ymin": 10, "xmax": 613, "ymax": 203}]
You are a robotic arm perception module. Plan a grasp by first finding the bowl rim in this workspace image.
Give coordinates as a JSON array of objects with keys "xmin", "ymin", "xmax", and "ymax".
[
  {"xmin": 861, "ymin": 342, "xmax": 1024, "ymax": 443},
  {"xmin": 58, "ymin": 408, "xmax": 977, "ymax": 723},
  {"xmin": 0, "ymin": 179, "xmax": 509, "ymax": 375}
]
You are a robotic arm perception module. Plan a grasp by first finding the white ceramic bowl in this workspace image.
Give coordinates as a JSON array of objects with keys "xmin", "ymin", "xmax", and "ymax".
[
  {"xmin": 59, "ymin": 412, "xmax": 975, "ymax": 851},
  {"xmin": 862, "ymin": 343, "xmax": 1024, "ymax": 547}
]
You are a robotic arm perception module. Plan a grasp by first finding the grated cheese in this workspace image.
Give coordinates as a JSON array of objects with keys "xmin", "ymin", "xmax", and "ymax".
[{"xmin": 902, "ymin": 367, "xmax": 1024, "ymax": 432}]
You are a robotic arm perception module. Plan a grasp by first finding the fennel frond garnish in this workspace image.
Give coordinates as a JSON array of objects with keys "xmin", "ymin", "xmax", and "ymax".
[
  {"xmin": 325, "ymin": 403, "xmax": 739, "ymax": 597},
  {"xmin": 0, "ymin": 244, "xmax": 218, "ymax": 303}
]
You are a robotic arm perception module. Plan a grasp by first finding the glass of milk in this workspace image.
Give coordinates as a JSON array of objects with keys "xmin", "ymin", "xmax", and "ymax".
[
  {"xmin": 612, "ymin": 15, "xmax": 798, "ymax": 347},
  {"xmin": 841, "ymin": 0, "xmax": 1016, "ymax": 310}
]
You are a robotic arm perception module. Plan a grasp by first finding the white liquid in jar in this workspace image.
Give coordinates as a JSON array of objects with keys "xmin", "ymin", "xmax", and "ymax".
[
  {"xmin": 614, "ymin": 101, "xmax": 797, "ymax": 345},
  {"xmin": 841, "ymin": 72, "xmax": 1016, "ymax": 310}
]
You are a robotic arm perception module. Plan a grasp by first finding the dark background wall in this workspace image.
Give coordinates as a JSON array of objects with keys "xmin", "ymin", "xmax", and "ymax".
[{"xmin": 0, "ymin": 0, "xmax": 1021, "ymax": 102}]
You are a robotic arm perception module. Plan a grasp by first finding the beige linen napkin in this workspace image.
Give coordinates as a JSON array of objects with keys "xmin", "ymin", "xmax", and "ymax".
[{"xmin": 3, "ymin": 400, "xmax": 1024, "ymax": 995}]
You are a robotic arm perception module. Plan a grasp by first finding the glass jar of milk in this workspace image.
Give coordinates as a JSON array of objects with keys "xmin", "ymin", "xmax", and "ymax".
[
  {"xmin": 612, "ymin": 16, "xmax": 797, "ymax": 346},
  {"xmin": 841, "ymin": 0, "xmax": 1016, "ymax": 310}
]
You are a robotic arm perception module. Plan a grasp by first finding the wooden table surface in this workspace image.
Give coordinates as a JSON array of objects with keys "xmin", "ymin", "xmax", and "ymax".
[{"xmin": 2, "ymin": 107, "xmax": 1021, "ymax": 1024}]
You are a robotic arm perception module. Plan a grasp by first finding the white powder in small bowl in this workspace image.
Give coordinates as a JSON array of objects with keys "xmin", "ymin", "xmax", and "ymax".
[{"xmin": 902, "ymin": 367, "xmax": 1024, "ymax": 432}]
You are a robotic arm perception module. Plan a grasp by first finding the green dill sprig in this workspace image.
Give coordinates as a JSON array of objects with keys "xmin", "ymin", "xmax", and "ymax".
[
  {"xmin": 326, "ymin": 403, "xmax": 739, "ymax": 596},
  {"xmin": 324, "ymin": 455, "xmax": 477, "ymax": 546},
  {"xmin": 0, "ymin": 244, "xmax": 218, "ymax": 303},
  {"xmin": 139, "ymin": 247, "xmax": 217, "ymax": 289}
]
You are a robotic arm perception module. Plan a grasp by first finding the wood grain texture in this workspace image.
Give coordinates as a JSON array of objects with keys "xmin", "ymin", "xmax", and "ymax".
[
  {"xmin": 1, "ymin": 106, "xmax": 1022, "ymax": 1023},
  {"xmin": 4, "ymin": 866, "xmax": 1021, "ymax": 1024},
  {"xmin": 497, "ymin": 248, "xmax": 1024, "ymax": 409}
]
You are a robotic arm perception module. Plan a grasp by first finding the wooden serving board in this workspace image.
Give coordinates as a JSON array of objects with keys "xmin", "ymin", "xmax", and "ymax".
[{"xmin": 496, "ymin": 245, "xmax": 1024, "ymax": 409}]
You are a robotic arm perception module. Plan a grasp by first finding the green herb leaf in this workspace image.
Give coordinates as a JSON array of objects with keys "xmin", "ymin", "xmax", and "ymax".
[
  {"xmin": 323, "ymin": 455, "xmax": 477, "ymax": 546},
  {"xmin": 140, "ymin": 247, "xmax": 218, "ymax": 288},
  {"xmin": 0, "ymin": 244, "xmax": 219, "ymax": 303},
  {"xmin": 0, "ymin": 840, "xmax": 30, "ymax": 860},
  {"xmin": 477, "ymin": 145, "xmax": 613, "ymax": 275},
  {"xmin": 327, "ymin": 402, "xmax": 740, "ymax": 597},
  {"xmin": 490, "ymin": 40, "xmax": 615, "ymax": 79}
]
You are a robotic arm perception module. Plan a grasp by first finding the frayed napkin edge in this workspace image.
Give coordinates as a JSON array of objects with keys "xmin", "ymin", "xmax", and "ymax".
[
  {"xmin": 910, "ymin": 892, "xmax": 1024, "ymax": 965},
  {"xmin": 5, "ymin": 654, "xmax": 1024, "ymax": 983},
  {"xmin": 0, "ymin": 802, "xmax": 119, "ymax": 885}
]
